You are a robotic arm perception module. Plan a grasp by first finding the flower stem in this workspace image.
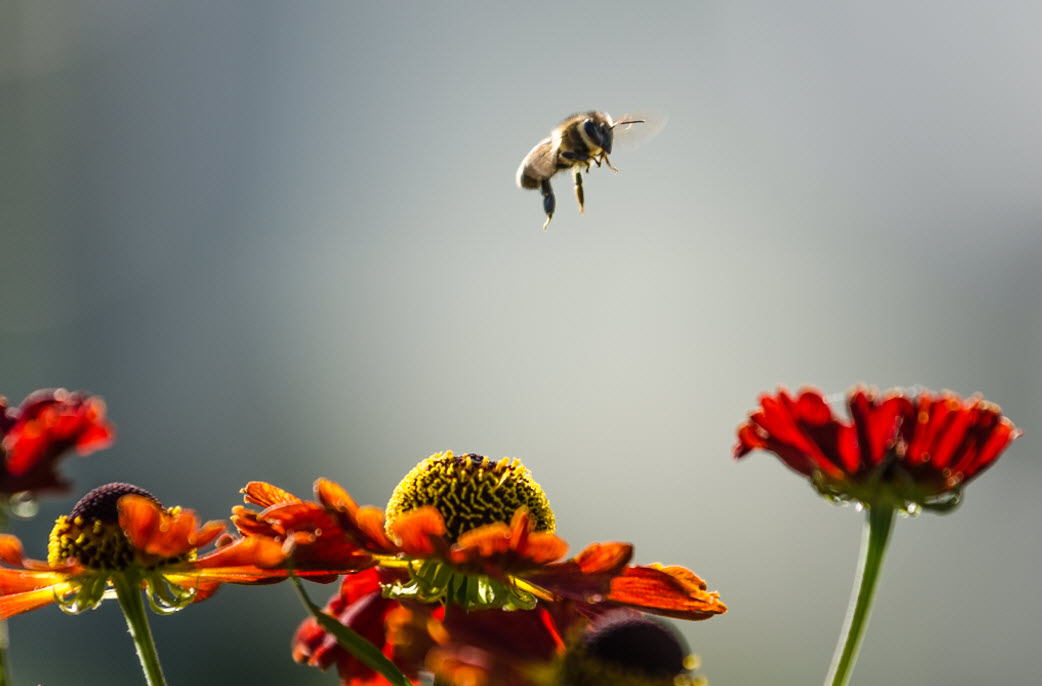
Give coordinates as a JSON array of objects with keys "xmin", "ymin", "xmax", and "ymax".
[
  {"xmin": 824, "ymin": 505, "xmax": 896, "ymax": 686},
  {"xmin": 113, "ymin": 574, "xmax": 168, "ymax": 686},
  {"xmin": 0, "ymin": 619, "xmax": 9, "ymax": 686}
]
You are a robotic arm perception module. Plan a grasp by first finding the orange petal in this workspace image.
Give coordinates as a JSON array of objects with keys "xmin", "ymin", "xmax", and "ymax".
[
  {"xmin": 0, "ymin": 535, "xmax": 25, "ymax": 566},
  {"xmin": 455, "ymin": 523, "xmax": 512, "ymax": 559},
  {"xmin": 118, "ymin": 494, "xmax": 164, "ymax": 547},
  {"xmin": 0, "ymin": 582, "xmax": 73, "ymax": 619},
  {"xmin": 388, "ymin": 506, "xmax": 447, "ymax": 557},
  {"xmin": 354, "ymin": 506, "xmax": 397, "ymax": 551},
  {"xmin": 505, "ymin": 511, "xmax": 568, "ymax": 564},
  {"xmin": 119, "ymin": 495, "xmax": 199, "ymax": 558},
  {"xmin": 194, "ymin": 535, "xmax": 288, "ymax": 571},
  {"xmin": 189, "ymin": 520, "xmax": 227, "ymax": 548},
  {"xmin": 572, "ymin": 542, "xmax": 633, "ymax": 575},
  {"xmin": 315, "ymin": 478, "xmax": 359, "ymax": 514},
  {"xmin": 241, "ymin": 481, "xmax": 302, "ymax": 508},
  {"xmin": 0, "ymin": 567, "xmax": 73, "ymax": 594},
  {"xmin": 607, "ymin": 565, "xmax": 726, "ymax": 621}
]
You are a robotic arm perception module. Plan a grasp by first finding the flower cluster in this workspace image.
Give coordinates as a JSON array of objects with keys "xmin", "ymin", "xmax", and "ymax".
[{"xmin": 0, "ymin": 383, "xmax": 1021, "ymax": 686}]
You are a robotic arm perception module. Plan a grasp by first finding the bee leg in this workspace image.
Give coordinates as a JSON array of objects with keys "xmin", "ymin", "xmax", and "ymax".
[
  {"xmin": 573, "ymin": 170, "xmax": 585, "ymax": 213},
  {"xmin": 540, "ymin": 179, "xmax": 555, "ymax": 230},
  {"xmin": 602, "ymin": 153, "xmax": 618, "ymax": 172}
]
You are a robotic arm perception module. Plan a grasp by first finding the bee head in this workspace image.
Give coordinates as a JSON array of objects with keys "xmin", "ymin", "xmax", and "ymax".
[{"xmin": 583, "ymin": 118, "xmax": 615, "ymax": 154}]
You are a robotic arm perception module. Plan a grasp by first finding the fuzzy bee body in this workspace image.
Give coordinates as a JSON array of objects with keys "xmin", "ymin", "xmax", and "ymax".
[{"xmin": 516, "ymin": 111, "xmax": 645, "ymax": 230}]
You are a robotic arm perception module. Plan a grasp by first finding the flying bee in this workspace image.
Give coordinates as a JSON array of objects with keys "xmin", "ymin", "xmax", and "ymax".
[{"xmin": 516, "ymin": 111, "xmax": 657, "ymax": 230}]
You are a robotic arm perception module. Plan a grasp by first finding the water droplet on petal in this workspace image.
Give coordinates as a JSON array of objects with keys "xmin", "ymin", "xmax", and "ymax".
[{"xmin": 8, "ymin": 492, "xmax": 38, "ymax": 519}]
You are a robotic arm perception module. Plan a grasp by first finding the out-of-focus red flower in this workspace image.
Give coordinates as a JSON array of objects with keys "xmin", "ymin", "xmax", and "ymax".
[
  {"xmin": 427, "ymin": 606, "xmax": 707, "ymax": 686},
  {"xmin": 292, "ymin": 567, "xmax": 444, "ymax": 686},
  {"xmin": 0, "ymin": 482, "xmax": 288, "ymax": 619},
  {"xmin": 0, "ymin": 389, "xmax": 115, "ymax": 495},
  {"xmin": 735, "ymin": 386, "xmax": 1022, "ymax": 511}
]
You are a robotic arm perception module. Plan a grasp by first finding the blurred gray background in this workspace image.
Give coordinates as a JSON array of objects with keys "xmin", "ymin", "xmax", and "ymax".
[{"xmin": 2, "ymin": 2, "xmax": 1040, "ymax": 684}]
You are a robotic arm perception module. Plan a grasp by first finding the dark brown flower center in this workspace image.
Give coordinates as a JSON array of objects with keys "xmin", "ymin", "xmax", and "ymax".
[
  {"xmin": 563, "ymin": 613, "xmax": 701, "ymax": 686},
  {"xmin": 70, "ymin": 482, "xmax": 158, "ymax": 522}
]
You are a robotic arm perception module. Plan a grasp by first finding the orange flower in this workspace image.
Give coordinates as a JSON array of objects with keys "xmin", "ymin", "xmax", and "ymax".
[
  {"xmin": 0, "ymin": 388, "xmax": 115, "ymax": 495},
  {"xmin": 735, "ymin": 386, "xmax": 1022, "ymax": 512},
  {"xmin": 237, "ymin": 451, "xmax": 726, "ymax": 685},
  {"xmin": 0, "ymin": 482, "xmax": 288, "ymax": 619},
  {"xmin": 240, "ymin": 452, "xmax": 725, "ymax": 617}
]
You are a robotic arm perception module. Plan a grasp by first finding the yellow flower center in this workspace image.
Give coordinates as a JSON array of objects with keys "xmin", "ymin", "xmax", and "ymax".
[
  {"xmin": 385, "ymin": 451, "xmax": 555, "ymax": 542},
  {"xmin": 47, "ymin": 482, "xmax": 185, "ymax": 570}
]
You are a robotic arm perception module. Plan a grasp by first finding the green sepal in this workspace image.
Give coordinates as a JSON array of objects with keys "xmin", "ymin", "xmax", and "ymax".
[{"xmin": 384, "ymin": 560, "xmax": 537, "ymax": 611}]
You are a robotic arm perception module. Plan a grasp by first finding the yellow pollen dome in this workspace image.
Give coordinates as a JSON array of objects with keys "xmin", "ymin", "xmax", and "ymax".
[{"xmin": 385, "ymin": 451, "xmax": 555, "ymax": 542}]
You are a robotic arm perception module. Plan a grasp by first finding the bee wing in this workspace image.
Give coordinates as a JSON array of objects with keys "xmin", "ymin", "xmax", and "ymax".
[
  {"xmin": 516, "ymin": 137, "xmax": 558, "ymax": 188},
  {"xmin": 611, "ymin": 110, "xmax": 668, "ymax": 150}
]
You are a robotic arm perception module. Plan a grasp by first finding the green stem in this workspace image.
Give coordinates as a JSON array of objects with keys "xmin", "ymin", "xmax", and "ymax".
[
  {"xmin": 824, "ymin": 505, "xmax": 896, "ymax": 686},
  {"xmin": 0, "ymin": 617, "xmax": 9, "ymax": 686},
  {"xmin": 113, "ymin": 574, "xmax": 168, "ymax": 686}
]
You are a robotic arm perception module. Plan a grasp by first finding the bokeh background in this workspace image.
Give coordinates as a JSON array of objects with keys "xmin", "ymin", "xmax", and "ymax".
[{"xmin": 3, "ymin": 2, "xmax": 1040, "ymax": 684}]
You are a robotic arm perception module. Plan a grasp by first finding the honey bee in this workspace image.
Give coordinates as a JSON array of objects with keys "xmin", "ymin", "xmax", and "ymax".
[{"xmin": 516, "ymin": 111, "xmax": 653, "ymax": 230}]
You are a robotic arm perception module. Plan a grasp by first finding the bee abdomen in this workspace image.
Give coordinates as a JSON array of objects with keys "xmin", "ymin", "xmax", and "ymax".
[{"xmin": 517, "ymin": 169, "xmax": 543, "ymax": 189}]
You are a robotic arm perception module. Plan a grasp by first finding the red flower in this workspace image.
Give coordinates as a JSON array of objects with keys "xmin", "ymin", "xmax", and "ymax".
[
  {"xmin": 0, "ymin": 389, "xmax": 115, "ymax": 495},
  {"xmin": 292, "ymin": 568, "xmax": 443, "ymax": 686},
  {"xmin": 735, "ymin": 387, "xmax": 1022, "ymax": 511}
]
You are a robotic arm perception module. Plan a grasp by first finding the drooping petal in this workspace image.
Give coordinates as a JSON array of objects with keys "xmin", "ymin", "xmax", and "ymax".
[{"xmin": 607, "ymin": 564, "xmax": 726, "ymax": 621}]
